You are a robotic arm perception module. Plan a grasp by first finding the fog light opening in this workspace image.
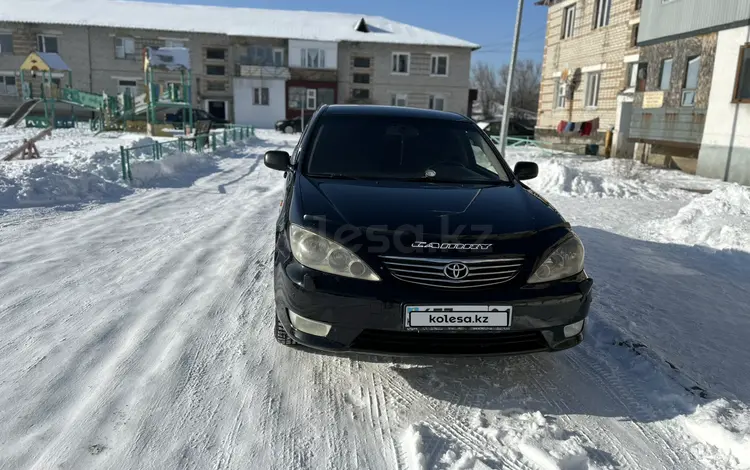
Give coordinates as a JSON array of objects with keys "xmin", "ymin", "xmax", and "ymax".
[
  {"xmin": 288, "ymin": 310, "xmax": 332, "ymax": 337},
  {"xmin": 563, "ymin": 320, "xmax": 585, "ymax": 338}
]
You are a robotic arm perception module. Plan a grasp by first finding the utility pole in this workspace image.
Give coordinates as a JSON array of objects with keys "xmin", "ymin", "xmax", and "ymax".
[{"xmin": 499, "ymin": 0, "xmax": 525, "ymax": 156}]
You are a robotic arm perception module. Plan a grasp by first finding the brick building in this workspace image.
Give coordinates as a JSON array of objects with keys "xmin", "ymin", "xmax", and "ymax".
[{"xmin": 535, "ymin": 0, "xmax": 642, "ymax": 156}]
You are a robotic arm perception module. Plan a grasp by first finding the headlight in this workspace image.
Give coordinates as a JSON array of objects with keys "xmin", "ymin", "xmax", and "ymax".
[
  {"xmin": 528, "ymin": 234, "xmax": 585, "ymax": 283},
  {"xmin": 289, "ymin": 224, "xmax": 380, "ymax": 281}
]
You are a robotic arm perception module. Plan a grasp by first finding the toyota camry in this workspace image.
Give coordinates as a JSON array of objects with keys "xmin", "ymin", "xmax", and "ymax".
[{"xmin": 264, "ymin": 104, "xmax": 593, "ymax": 356}]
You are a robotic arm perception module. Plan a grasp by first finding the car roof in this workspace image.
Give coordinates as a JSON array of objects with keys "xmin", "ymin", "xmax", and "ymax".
[{"xmin": 322, "ymin": 104, "xmax": 470, "ymax": 122}]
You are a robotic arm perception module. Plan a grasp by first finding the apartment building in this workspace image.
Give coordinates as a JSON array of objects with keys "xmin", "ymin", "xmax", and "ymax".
[
  {"xmin": 535, "ymin": 0, "xmax": 642, "ymax": 156},
  {"xmin": 633, "ymin": 0, "xmax": 750, "ymax": 185},
  {"xmin": 0, "ymin": 0, "xmax": 479, "ymax": 128}
]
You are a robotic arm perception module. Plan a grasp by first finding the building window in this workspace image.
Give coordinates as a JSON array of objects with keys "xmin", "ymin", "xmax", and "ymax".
[
  {"xmin": 561, "ymin": 5, "xmax": 576, "ymax": 39},
  {"xmin": 625, "ymin": 62, "xmax": 639, "ymax": 88},
  {"xmin": 117, "ymin": 79, "xmax": 137, "ymax": 96},
  {"xmin": 682, "ymin": 56, "xmax": 700, "ymax": 106},
  {"xmin": 245, "ymin": 46, "xmax": 283, "ymax": 66},
  {"xmin": 253, "ymin": 87, "xmax": 269, "ymax": 106},
  {"xmin": 430, "ymin": 54, "xmax": 449, "ymax": 76},
  {"xmin": 733, "ymin": 44, "xmax": 750, "ymax": 102},
  {"xmin": 206, "ymin": 65, "xmax": 225, "ymax": 76},
  {"xmin": 206, "ymin": 80, "xmax": 225, "ymax": 92},
  {"xmin": 429, "ymin": 94, "xmax": 445, "ymax": 111},
  {"xmin": 636, "ymin": 62, "xmax": 648, "ymax": 91},
  {"xmin": 115, "ymin": 37, "xmax": 136, "ymax": 60},
  {"xmin": 164, "ymin": 39, "xmax": 184, "ymax": 48},
  {"xmin": 630, "ymin": 24, "xmax": 639, "ymax": 47},
  {"xmin": 353, "ymin": 73, "xmax": 370, "ymax": 84},
  {"xmin": 37, "ymin": 35, "xmax": 59, "ymax": 53},
  {"xmin": 306, "ymin": 89, "xmax": 317, "ymax": 110},
  {"xmin": 301, "ymin": 48, "xmax": 325, "ymax": 68},
  {"xmin": 555, "ymin": 79, "xmax": 566, "ymax": 108},
  {"xmin": 206, "ymin": 48, "xmax": 226, "ymax": 60},
  {"xmin": 659, "ymin": 58, "xmax": 673, "ymax": 90},
  {"xmin": 318, "ymin": 88, "xmax": 335, "ymax": 106},
  {"xmin": 391, "ymin": 93, "xmax": 408, "ymax": 107},
  {"xmin": 635, "ymin": 0, "xmax": 642, "ymax": 10},
  {"xmin": 593, "ymin": 0, "xmax": 611, "ymax": 29},
  {"xmin": 392, "ymin": 53, "xmax": 410, "ymax": 74},
  {"xmin": 0, "ymin": 34, "xmax": 14, "ymax": 55},
  {"xmin": 273, "ymin": 48, "xmax": 284, "ymax": 67},
  {"xmin": 352, "ymin": 88, "xmax": 370, "ymax": 100},
  {"xmin": 585, "ymin": 72, "xmax": 601, "ymax": 107},
  {"xmin": 353, "ymin": 57, "xmax": 371, "ymax": 68},
  {"xmin": 0, "ymin": 75, "xmax": 18, "ymax": 96},
  {"xmin": 288, "ymin": 87, "xmax": 305, "ymax": 109}
]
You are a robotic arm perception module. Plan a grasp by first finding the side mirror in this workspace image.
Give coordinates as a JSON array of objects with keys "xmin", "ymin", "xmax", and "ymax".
[
  {"xmin": 264, "ymin": 150, "xmax": 291, "ymax": 171},
  {"xmin": 513, "ymin": 161, "xmax": 538, "ymax": 181}
]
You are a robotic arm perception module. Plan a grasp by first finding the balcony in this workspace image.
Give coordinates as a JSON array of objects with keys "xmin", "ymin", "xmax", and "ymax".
[
  {"xmin": 629, "ymin": 106, "xmax": 707, "ymax": 145},
  {"xmin": 235, "ymin": 64, "xmax": 290, "ymax": 80}
]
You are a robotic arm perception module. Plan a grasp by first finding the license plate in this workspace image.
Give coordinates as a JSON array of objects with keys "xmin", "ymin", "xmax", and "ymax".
[{"xmin": 405, "ymin": 305, "xmax": 512, "ymax": 328}]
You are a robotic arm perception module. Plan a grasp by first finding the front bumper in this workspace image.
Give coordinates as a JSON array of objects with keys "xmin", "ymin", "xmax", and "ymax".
[{"xmin": 274, "ymin": 261, "xmax": 593, "ymax": 357}]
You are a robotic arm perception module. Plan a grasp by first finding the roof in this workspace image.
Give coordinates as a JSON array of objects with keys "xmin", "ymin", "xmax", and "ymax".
[
  {"xmin": 0, "ymin": 0, "xmax": 480, "ymax": 49},
  {"xmin": 21, "ymin": 52, "xmax": 71, "ymax": 72},
  {"xmin": 322, "ymin": 105, "xmax": 469, "ymax": 121}
]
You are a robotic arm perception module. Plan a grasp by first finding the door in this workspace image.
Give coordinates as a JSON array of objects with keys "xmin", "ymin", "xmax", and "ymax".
[
  {"xmin": 615, "ymin": 99, "xmax": 635, "ymax": 159},
  {"xmin": 207, "ymin": 100, "xmax": 227, "ymax": 120}
]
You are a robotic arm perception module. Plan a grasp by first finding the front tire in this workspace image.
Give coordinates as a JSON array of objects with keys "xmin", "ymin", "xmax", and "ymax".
[
  {"xmin": 275, "ymin": 315, "xmax": 296, "ymax": 345},
  {"xmin": 284, "ymin": 125, "xmax": 294, "ymax": 134}
]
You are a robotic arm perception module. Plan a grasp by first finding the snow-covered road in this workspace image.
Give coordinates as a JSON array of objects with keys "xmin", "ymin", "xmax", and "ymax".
[{"xmin": 1, "ymin": 131, "xmax": 748, "ymax": 470}]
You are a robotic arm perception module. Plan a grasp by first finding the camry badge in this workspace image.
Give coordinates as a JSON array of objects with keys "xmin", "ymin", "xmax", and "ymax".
[{"xmin": 411, "ymin": 241, "xmax": 492, "ymax": 251}]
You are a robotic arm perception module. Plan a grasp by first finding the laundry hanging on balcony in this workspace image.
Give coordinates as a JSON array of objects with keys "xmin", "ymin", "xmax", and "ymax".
[{"xmin": 556, "ymin": 117, "xmax": 599, "ymax": 136}]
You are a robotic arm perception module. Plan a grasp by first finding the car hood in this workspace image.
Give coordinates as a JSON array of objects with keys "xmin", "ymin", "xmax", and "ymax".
[{"xmin": 296, "ymin": 176, "xmax": 565, "ymax": 237}]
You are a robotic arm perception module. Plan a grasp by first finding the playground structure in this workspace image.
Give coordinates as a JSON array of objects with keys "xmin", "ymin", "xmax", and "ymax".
[
  {"xmin": 142, "ymin": 46, "xmax": 194, "ymax": 137},
  {"xmin": 1, "ymin": 47, "xmax": 194, "ymax": 137}
]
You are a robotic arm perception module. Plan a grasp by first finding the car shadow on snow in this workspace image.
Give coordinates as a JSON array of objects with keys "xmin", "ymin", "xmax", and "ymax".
[{"xmin": 307, "ymin": 227, "xmax": 750, "ymax": 428}]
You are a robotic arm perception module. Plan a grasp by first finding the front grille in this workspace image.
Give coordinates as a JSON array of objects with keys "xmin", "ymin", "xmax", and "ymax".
[
  {"xmin": 380, "ymin": 255, "xmax": 524, "ymax": 289},
  {"xmin": 350, "ymin": 329, "xmax": 547, "ymax": 355}
]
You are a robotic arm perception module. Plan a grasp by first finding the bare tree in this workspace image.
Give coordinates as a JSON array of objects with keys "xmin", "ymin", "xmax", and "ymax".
[
  {"xmin": 471, "ymin": 61, "xmax": 500, "ymax": 119},
  {"xmin": 498, "ymin": 59, "xmax": 542, "ymax": 114}
]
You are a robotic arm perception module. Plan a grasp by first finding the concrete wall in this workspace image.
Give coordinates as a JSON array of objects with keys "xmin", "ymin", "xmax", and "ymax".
[
  {"xmin": 697, "ymin": 25, "xmax": 750, "ymax": 185},
  {"xmin": 337, "ymin": 42, "xmax": 471, "ymax": 114},
  {"xmin": 639, "ymin": 0, "xmax": 750, "ymax": 45},
  {"xmin": 537, "ymin": 0, "xmax": 642, "ymax": 152}
]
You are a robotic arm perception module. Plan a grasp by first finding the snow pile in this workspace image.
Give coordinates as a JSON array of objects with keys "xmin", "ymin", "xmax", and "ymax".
[
  {"xmin": 0, "ymin": 136, "xmax": 220, "ymax": 208},
  {"xmin": 641, "ymin": 184, "xmax": 750, "ymax": 252},
  {"xmin": 682, "ymin": 399, "xmax": 750, "ymax": 469},
  {"xmin": 503, "ymin": 150, "xmax": 681, "ymax": 200},
  {"xmin": 402, "ymin": 424, "xmax": 426, "ymax": 470},
  {"xmin": 492, "ymin": 411, "xmax": 592, "ymax": 470}
]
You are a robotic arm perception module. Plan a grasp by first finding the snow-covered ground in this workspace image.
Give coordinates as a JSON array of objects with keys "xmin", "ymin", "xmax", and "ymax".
[{"xmin": 0, "ymin": 127, "xmax": 749, "ymax": 470}]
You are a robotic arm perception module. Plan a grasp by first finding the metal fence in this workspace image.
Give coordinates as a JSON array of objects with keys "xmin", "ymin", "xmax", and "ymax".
[{"xmin": 119, "ymin": 125, "xmax": 255, "ymax": 182}]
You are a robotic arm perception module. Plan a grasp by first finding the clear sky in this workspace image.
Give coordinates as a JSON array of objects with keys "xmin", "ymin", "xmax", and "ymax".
[{"xmin": 139, "ymin": 0, "xmax": 549, "ymax": 69}]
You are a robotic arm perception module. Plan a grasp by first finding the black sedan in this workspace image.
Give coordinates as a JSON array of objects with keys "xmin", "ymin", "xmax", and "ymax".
[
  {"xmin": 275, "ymin": 114, "xmax": 314, "ymax": 134},
  {"xmin": 263, "ymin": 104, "xmax": 592, "ymax": 356}
]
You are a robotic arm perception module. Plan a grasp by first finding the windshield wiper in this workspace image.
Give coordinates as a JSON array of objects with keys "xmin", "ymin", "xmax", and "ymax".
[
  {"xmin": 307, "ymin": 173, "xmax": 369, "ymax": 180},
  {"xmin": 396, "ymin": 177, "xmax": 510, "ymax": 185}
]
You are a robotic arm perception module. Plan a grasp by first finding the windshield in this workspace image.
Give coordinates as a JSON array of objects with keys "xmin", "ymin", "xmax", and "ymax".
[{"xmin": 304, "ymin": 115, "xmax": 511, "ymax": 183}]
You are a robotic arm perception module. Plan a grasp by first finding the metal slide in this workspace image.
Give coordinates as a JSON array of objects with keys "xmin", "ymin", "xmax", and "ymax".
[{"xmin": 2, "ymin": 99, "xmax": 41, "ymax": 128}]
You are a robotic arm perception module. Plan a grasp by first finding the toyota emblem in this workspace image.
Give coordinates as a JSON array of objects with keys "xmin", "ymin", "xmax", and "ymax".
[{"xmin": 443, "ymin": 262, "xmax": 470, "ymax": 280}]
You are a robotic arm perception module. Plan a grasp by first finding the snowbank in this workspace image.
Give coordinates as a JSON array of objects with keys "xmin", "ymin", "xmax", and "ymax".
[
  {"xmin": 682, "ymin": 399, "xmax": 750, "ymax": 469},
  {"xmin": 503, "ymin": 149, "xmax": 683, "ymax": 200},
  {"xmin": 0, "ymin": 136, "xmax": 223, "ymax": 209},
  {"xmin": 640, "ymin": 184, "xmax": 750, "ymax": 252}
]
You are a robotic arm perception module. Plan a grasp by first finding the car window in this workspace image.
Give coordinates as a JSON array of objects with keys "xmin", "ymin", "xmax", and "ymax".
[{"xmin": 304, "ymin": 115, "xmax": 510, "ymax": 183}]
